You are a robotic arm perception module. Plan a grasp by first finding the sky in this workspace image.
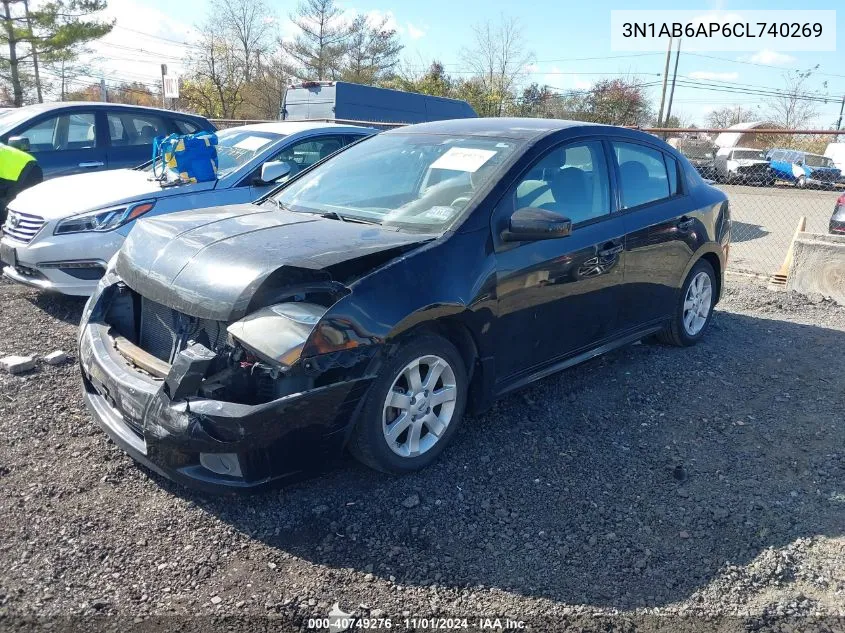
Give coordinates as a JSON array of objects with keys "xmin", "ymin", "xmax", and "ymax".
[{"xmin": 85, "ymin": 0, "xmax": 844, "ymax": 127}]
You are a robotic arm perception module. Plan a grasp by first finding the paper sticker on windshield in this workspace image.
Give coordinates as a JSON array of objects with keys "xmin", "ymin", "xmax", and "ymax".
[
  {"xmin": 431, "ymin": 147, "xmax": 496, "ymax": 172},
  {"xmin": 233, "ymin": 136, "xmax": 271, "ymax": 152},
  {"xmin": 423, "ymin": 206, "xmax": 457, "ymax": 220}
]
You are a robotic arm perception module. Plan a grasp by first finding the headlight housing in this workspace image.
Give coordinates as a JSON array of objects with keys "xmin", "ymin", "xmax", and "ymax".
[
  {"xmin": 227, "ymin": 302, "xmax": 329, "ymax": 367},
  {"xmin": 54, "ymin": 200, "xmax": 156, "ymax": 235}
]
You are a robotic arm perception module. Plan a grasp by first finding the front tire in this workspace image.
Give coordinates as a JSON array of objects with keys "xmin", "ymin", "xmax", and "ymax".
[
  {"xmin": 657, "ymin": 259, "xmax": 716, "ymax": 347},
  {"xmin": 349, "ymin": 333, "xmax": 468, "ymax": 474}
]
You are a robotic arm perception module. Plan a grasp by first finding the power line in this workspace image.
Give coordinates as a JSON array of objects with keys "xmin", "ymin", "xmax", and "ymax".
[
  {"xmin": 672, "ymin": 78, "xmax": 834, "ymax": 104},
  {"xmin": 111, "ymin": 24, "xmax": 200, "ymax": 50},
  {"xmin": 683, "ymin": 52, "xmax": 845, "ymax": 81}
]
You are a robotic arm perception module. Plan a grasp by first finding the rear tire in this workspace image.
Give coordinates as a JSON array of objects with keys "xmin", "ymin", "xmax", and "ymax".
[
  {"xmin": 349, "ymin": 333, "xmax": 468, "ymax": 474},
  {"xmin": 657, "ymin": 259, "xmax": 717, "ymax": 347}
]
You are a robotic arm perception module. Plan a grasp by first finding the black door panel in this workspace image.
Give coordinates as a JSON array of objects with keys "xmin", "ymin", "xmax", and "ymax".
[
  {"xmin": 495, "ymin": 219, "xmax": 626, "ymax": 382},
  {"xmin": 622, "ymin": 200, "xmax": 700, "ymax": 326},
  {"xmin": 492, "ymin": 138, "xmax": 625, "ymax": 383},
  {"xmin": 610, "ymin": 140, "xmax": 699, "ymax": 329}
]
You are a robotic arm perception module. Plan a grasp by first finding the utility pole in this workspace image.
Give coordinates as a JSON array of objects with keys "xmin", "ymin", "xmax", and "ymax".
[
  {"xmin": 836, "ymin": 94, "xmax": 845, "ymax": 142},
  {"xmin": 656, "ymin": 36, "xmax": 673, "ymax": 127},
  {"xmin": 99, "ymin": 78, "xmax": 107, "ymax": 102},
  {"xmin": 160, "ymin": 63, "xmax": 167, "ymax": 108},
  {"xmin": 664, "ymin": 37, "xmax": 682, "ymax": 137}
]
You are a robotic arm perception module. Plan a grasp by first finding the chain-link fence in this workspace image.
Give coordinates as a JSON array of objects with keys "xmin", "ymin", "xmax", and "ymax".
[
  {"xmin": 211, "ymin": 119, "xmax": 844, "ymax": 277},
  {"xmin": 662, "ymin": 128, "xmax": 843, "ymax": 277}
]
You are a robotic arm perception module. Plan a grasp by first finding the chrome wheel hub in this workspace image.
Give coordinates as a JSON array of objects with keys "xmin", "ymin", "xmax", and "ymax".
[
  {"xmin": 382, "ymin": 354, "xmax": 457, "ymax": 458},
  {"xmin": 683, "ymin": 271, "xmax": 713, "ymax": 336}
]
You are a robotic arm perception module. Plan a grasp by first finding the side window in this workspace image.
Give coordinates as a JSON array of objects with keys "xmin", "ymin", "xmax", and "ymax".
[
  {"xmin": 108, "ymin": 113, "xmax": 166, "ymax": 146},
  {"xmin": 174, "ymin": 119, "xmax": 201, "ymax": 134},
  {"xmin": 241, "ymin": 135, "xmax": 350, "ymax": 188},
  {"xmin": 274, "ymin": 135, "xmax": 346, "ymax": 171},
  {"xmin": 613, "ymin": 141, "xmax": 671, "ymax": 208},
  {"xmin": 513, "ymin": 140, "xmax": 611, "ymax": 225},
  {"xmin": 771, "ymin": 150, "xmax": 782, "ymax": 161},
  {"xmin": 19, "ymin": 113, "xmax": 97, "ymax": 152},
  {"xmin": 21, "ymin": 116, "xmax": 60, "ymax": 151},
  {"xmin": 664, "ymin": 154, "xmax": 679, "ymax": 195}
]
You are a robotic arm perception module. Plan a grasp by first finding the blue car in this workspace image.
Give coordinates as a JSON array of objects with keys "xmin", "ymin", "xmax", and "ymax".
[
  {"xmin": 0, "ymin": 102, "xmax": 213, "ymax": 180},
  {"xmin": 766, "ymin": 148, "xmax": 842, "ymax": 188}
]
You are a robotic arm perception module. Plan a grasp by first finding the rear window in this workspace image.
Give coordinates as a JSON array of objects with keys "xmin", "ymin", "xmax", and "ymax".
[
  {"xmin": 174, "ymin": 119, "xmax": 202, "ymax": 134},
  {"xmin": 613, "ymin": 142, "xmax": 671, "ymax": 208},
  {"xmin": 732, "ymin": 149, "xmax": 766, "ymax": 160}
]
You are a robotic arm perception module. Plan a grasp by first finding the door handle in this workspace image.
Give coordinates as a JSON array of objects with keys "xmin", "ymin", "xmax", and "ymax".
[
  {"xmin": 598, "ymin": 243, "xmax": 623, "ymax": 257},
  {"xmin": 677, "ymin": 216, "xmax": 695, "ymax": 231},
  {"xmin": 78, "ymin": 161, "xmax": 104, "ymax": 168}
]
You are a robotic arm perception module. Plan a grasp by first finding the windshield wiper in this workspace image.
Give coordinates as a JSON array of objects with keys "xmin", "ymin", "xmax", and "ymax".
[
  {"xmin": 272, "ymin": 201, "xmax": 381, "ymax": 225},
  {"xmin": 321, "ymin": 210, "xmax": 347, "ymax": 222},
  {"xmin": 321, "ymin": 211, "xmax": 381, "ymax": 226}
]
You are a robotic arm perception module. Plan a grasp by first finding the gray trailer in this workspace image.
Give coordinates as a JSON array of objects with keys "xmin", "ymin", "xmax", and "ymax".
[{"xmin": 282, "ymin": 81, "xmax": 477, "ymax": 127}]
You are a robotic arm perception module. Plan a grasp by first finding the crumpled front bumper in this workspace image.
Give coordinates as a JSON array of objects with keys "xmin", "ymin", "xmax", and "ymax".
[{"xmin": 79, "ymin": 320, "xmax": 373, "ymax": 493}]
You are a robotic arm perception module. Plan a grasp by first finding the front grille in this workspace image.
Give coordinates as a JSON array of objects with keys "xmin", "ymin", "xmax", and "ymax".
[
  {"xmin": 2, "ymin": 210, "xmax": 46, "ymax": 243},
  {"xmin": 139, "ymin": 296, "xmax": 228, "ymax": 362},
  {"xmin": 737, "ymin": 164, "xmax": 768, "ymax": 174}
]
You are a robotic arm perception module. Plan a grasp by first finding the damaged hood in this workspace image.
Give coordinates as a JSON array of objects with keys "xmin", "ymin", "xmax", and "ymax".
[{"xmin": 116, "ymin": 204, "xmax": 430, "ymax": 321}]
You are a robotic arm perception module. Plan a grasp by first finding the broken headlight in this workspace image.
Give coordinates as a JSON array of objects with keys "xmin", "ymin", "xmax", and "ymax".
[{"xmin": 227, "ymin": 302, "xmax": 328, "ymax": 367}]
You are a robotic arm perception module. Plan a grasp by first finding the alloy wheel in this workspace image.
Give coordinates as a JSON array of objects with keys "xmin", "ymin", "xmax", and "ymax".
[
  {"xmin": 382, "ymin": 354, "xmax": 457, "ymax": 458},
  {"xmin": 682, "ymin": 271, "xmax": 713, "ymax": 336}
]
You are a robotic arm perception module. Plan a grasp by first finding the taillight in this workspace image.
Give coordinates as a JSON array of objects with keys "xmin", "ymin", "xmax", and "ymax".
[{"xmin": 837, "ymin": 193, "xmax": 845, "ymax": 207}]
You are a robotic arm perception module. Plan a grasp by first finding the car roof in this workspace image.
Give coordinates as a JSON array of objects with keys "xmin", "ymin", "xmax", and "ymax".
[
  {"xmin": 383, "ymin": 117, "xmax": 604, "ymax": 140},
  {"xmin": 231, "ymin": 121, "xmax": 372, "ymax": 135},
  {"xmin": 9, "ymin": 102, "xmax": 204, "ymax": 118}
]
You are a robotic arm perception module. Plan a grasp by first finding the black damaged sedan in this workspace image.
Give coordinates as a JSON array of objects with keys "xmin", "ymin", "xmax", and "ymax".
[{"xmin": 79, "ymin": 118, "xmax": 731, "ymax": 492}]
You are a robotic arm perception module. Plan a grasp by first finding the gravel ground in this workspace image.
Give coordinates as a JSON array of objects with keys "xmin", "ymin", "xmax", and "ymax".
[{"xmin": 1, "ymin": 275, "xmax": 845, "ymax": 632}]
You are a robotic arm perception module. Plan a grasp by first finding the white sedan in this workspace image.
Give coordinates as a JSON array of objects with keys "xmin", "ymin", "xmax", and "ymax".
[{"xmin": 0, "ymin": 121, "xmax": 373, "ymax": 295}]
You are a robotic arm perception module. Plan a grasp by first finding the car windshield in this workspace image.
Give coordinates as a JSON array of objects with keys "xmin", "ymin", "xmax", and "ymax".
[
  {"xmin": 733, "ymin": 149, "xmax": 766, "ymax": 160},
  {"xmin": 143, "ymin": 128, "xmax": 281, "ymax": 178},
  {"xmin": 804, "ymin": 154, "xmax": 833, "ymax": 168},
  {"xmin": 0, "ymin": 107, "xmax": 39, "ymax": 135},
  {"xmin": 271, "ymin": 133, "xmax": 522, "ymax": 232}
]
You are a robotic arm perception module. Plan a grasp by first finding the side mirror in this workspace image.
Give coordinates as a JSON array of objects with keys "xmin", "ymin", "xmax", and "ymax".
[
  {"xmin": 501, "ymin": 207, "xmax": 572, "ymax": 242},
  {"xmin": 8, "ymin": 135, "xmax": 30, "ymax": 152},
  {"xmin": 257, "ymin": 161, "xmax": 292, "ymax": 185}
]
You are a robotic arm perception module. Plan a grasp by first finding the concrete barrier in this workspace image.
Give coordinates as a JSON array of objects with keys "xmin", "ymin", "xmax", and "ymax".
[{"xmin": 787, "ymin": 232, "xmax": 845, "ymax": 305}]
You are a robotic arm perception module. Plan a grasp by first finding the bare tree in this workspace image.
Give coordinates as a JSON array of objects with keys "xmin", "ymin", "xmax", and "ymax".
[
  {"xmin": 282, "ymin": 0, "xmax": 348, "ymax": 81},
  {"xmin": 243, "ymin": 51, "xmax": 288, "ymax": 119},
  {"xmin": 384, "ymin": 59, "xmax": 453, "ymax": 97},
  {"xmin": 181, "ymin": 22, "xmax": 246, "ymax": 118},
  {"xmin": 460, "ymin": 15, "xmax": 533, "ymax": 117},
  {"xmin": 42, "ymin": 50, "xmax": 92, "ymax": 100},
  {"xmin": 766, "ymin": 69, "xmax": 823, "ymax": 129},
  {"xmin": 342, "ymin": 14, "xmax": 402, "ymax": 84},
  {"xmin": 210, "ymin": 0, "xmax": 273, "ymax": 81},
  {"xmin": 705, "ymin": 105, "xmax": 760, "ymax": 129}
]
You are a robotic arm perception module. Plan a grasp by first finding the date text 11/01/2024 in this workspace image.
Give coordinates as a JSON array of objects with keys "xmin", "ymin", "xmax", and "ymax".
[{"xmin": 307, "ymin": 617, "xmax": 527, "ymax": 630}]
